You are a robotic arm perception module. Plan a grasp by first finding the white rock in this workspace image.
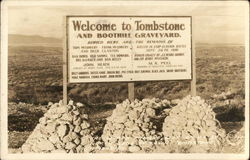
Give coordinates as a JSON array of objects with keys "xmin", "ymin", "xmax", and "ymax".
[
  {"xmin": 31, "ymin": 145, "xmax": 42, "ymax": 152},
  {"xmin": 115, "ymin": 115, "xmax": 128, "ymax": 123},
  {"xmin": 73, "ymin": 110, "xmax": 80, "ymax": 116},
  {"xmin": 81, "ymin": 121, "xmax": 90, "ymax": 129},
  {"xmin": 61, "ymin": 113, "xmax": 74, "ymax": 122},
  {"xmin": 80, "ymin": 129, "xmax": 91, "ymax": 136},
  {"xmin": 45, "ymin": 122, "xmax": 57, "ymax": 133},
  {"xmin": 73, "ymin": 115, "xmax": 78, "ymax": 121},
  {"xmin": 124, "ymin": 121, "xmax": 134, "ymax": 128},
  {"xmin": 21, "ymin": 144, "xmax": 32, "ymax": 153},
  {"xmin": 39, "ymin": 117, "xmax": 47, "ymax": 125},
  {"xmin": 82, "ymin": 114, "xmax": 88, "ymax": 120},
  {"xmin": 84, "ymin": 144, "xmax": 93, "ymax": 153},
  {"xmin": 109, "ymin": 144, "xmax": 118, "ymax": 152},
  {"xmin": 49, "ymin": 134, "xmax": 60, "ymax": 144},
  {"xmin": 36, "ymin": 139, "xmax": 55, "ymax": 151},
  {"xmin": 65, "ymin": 142, "xmax": 76, "ymax": 150},
  {"xmin": 68, "ymin": 100, "xmax": 74, "ymax": 106},
  {"xmin": 69, "ymin": 132, "xmax": 78, "ymax": 140},
  {"xmin": 55, "ymin": 143, "xmax": 63, "ymax": 149},
  {"xmin": 128, "ymin": 110, "xmax": 140, "ymax": 120},
  {"xmin": 56, "ymin": 106, "xmax": 68, "ymax": 114},
  {"xmin": 146, "ymin": 108, "xmax": 155, "ymax": 117},
  {"xmin": 74, "ymin": 138, "xmax": 81, "ymax": 145},
  {"xmin": 81, "ymin": 135, "xmax": 94, "ymax": 146},
  {"xmin": 128, "ymin": 145, "xmax": 141, "ymax": 152},
  {"xmin": 76, "ymin": 145, "xmax": 85, "ymax": 153},
  {"xmin": 144, "ymin": 118, "xmax": 150, "ymax": 123},
  {"xmin": 76, "ymin": 102, "xmax": 84, "ymax": 107},
  {"xmin": 57, "ymin": 124, "xmax": 68, "ymax": 138},
  {"xmin": 73, "ymin": 117, "xmax": 82, "ymax": 126},
  {"xmin": 62, "ymin": 135, "xmax": 72, "ymax": 143},
  {"xmin": 113, "ymin": 130, "xmax": 123, "ymax": 138},
  {"xmin": 74, "ymin": 125, "xmax": 81, "ymax": 133},
  {"xmin": 48, "ymin": 102, "xmax": 53, "ymax": 106},
  {"xmin": 118, "ymin": 144, "xmax": 128, "ymax": 152}
]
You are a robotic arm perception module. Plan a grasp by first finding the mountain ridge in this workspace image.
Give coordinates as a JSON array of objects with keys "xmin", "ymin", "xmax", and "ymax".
[
  {"xmin": 8, "ymin": 34, "xmax": 244, "ymax": 47},
  {"xmin": 8, "ymin": 34, "xmax": 62, "ymax": 46}
]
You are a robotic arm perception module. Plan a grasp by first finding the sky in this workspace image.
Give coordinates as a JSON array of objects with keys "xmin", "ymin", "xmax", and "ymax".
[{"xmin": 7, "ymin": 1, "xmax": 247, "ymax": 44}]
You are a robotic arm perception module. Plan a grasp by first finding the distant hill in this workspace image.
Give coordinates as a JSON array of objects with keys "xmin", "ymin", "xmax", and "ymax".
[
  {"xmin": 8, "ymin": 34, "xmax": 244, "ymax": 48},
  {"xmin": 8, "ymin": 34, "xmax": 62, "ymax": 47},
  {"xmin": 196, "ymin": 43, "xmax": 244, "ymax": 47}
]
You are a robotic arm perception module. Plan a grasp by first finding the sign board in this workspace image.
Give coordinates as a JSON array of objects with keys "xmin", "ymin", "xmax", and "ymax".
[{"xmin": 66, "ymin": 16, "xmax": 192, "ymax": 83}]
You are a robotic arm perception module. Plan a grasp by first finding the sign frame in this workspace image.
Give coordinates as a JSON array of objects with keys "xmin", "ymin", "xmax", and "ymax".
[{"xmin": 63, "ymin": 15, "xmax": 195, "ymax": 104}]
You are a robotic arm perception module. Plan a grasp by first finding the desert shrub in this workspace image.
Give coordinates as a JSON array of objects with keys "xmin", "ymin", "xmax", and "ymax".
[
  {"xmin": 211, "ymin": 75, "xmax": 230, "ymax": 92},
  {"xmin": 8, "ymin": 110, "xmax": 44, "ymax": 131},
  {"xmin": 215, "ymin": 105, "xmax": 245, "ymax": 122}
]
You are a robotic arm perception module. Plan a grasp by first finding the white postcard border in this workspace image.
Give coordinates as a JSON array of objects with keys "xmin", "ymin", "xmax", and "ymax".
[{"xmin": 1, "ymin": 1, "xmax": 249, "ymax": 160}]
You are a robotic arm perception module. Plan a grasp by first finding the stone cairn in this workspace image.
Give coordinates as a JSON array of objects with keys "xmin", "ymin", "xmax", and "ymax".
[
  {"xmin": 102, "ymin": 98, "xmax": 170, "ymax": 153},
  {"xmin": 162, "ymin": 95, "xmax": 226, "ymax": 152},
  {"xmin": 232, "ymin": 126, "xmax": 245, "ymax": 152},
  {"xmin": 21, "ymin": 101, "xmax": 100, "ymax": 153},
  {"xmin": 224, "ymin": 124, "xmax": 245, "ymax": 153}
]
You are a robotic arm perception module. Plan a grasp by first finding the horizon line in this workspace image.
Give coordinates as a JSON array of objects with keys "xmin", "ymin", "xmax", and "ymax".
[{"xmin": 8, "ymin": 33, "xmax": 245, "ymax": 46}]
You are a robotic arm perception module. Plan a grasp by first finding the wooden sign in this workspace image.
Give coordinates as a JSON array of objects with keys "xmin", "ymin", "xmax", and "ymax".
[{"xmin": 63, "ymin": 16, "xmax": 194, "ymax": 104}]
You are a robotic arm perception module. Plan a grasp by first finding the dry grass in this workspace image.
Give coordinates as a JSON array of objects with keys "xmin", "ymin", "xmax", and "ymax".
[{"xmin": 8, "ymin": 45, "xmax": 245, "ymax": 153}]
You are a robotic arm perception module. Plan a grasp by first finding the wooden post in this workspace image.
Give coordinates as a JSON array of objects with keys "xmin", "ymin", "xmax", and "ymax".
[
  {"xmin": 191, "ymin": 16, "xmax": 196, "ymax": 96},
  {"xmin": 63, "ymin": 16, "xmax": 68, "ymax": 105},
  {"xmin": 128, "ymin": 82, "xmax": 135, "ymax": 101}
]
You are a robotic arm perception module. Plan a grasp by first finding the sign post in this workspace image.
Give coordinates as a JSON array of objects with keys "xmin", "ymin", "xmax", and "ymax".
[
  {"xmin": 191, "ymin": 17, "xmax": 196, "ymax": 96},
  {"xmin": 128, "ymin": 82, "xmax": 135, "ymax": 101},
  {"xmin": 63, "ymin": 16, "xmax": 68, "ymax": 105}
]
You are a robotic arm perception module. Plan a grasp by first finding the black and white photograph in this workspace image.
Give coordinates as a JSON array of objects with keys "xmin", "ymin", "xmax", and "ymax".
[{"xmin": 0, "ymin": 0, "xmax": 249, "ymax": 160}]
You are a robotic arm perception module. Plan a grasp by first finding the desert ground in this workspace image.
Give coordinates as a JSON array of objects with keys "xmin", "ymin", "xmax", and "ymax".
[{"xmin": 8, "ymin": 41, "xmax": 245, "ymax": 153}]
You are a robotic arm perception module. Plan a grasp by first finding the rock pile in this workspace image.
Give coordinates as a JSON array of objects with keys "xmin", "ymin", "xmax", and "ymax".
[
  {"xmin": 224, "ymin": 125, "xmax": 245, "ymax": 153},
  {"xmin": 233, "ymin": 126, "xmax": 245, "ymax": 152},
  {"xmin": 102, "ymin": 98, "xmax": 170, "ymax": 153},
  {"xmin": 21, "ymin": 101, "xmax": 98, "ymax": 153},
  {"xmin": 162, "ymin": 95, "xmax": 226, "ymax": 152}
]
